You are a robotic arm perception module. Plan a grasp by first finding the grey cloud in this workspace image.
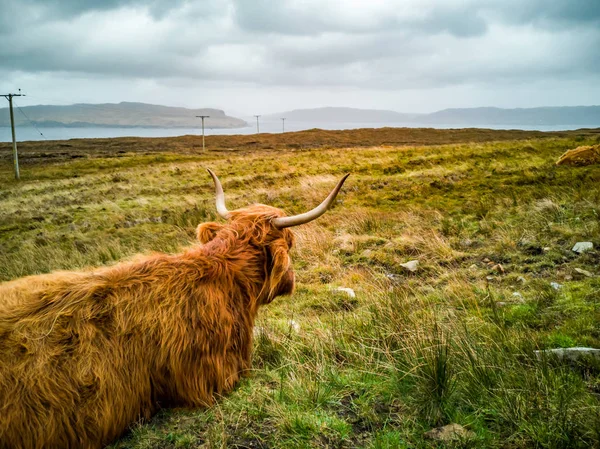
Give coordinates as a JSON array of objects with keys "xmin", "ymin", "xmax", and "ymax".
[
  {"xmin": 492, "ymin": 0, "xmax": 600, "ymax": 26},
  {"xmin": 0, "ymin": 0, "xmax": 598, "ymax": 104},
  {"xmin": 3, "ymin": 0, "xmax": 187, "ymax": 20},
  {"xmin": 232, "ymin": 0, "xmax": 600, "ymax": 38},
  {"xmin": 422, "ymin": 6, "xmax": 487, "ymax": 37},
  {"xmin": 231, "ymin": 0, "xmax": 488, "ymax": 38}
]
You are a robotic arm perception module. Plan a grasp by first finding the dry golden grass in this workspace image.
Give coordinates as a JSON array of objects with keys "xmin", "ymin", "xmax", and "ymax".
[{"xmin": 1, "ymin": 128, "xmax": 599, "ymax": 448}]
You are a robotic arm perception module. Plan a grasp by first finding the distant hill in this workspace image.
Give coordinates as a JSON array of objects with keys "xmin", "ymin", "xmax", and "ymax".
[
  {"xmin": 0, "ymin": 102, "xmax": 247, "ymax": 128},
  {"xmin": 265, "ymin": 106, "xmax": 600, "ymax": 127},
  {"xmin": 420, "ymin": 106, "xmax": 600, "ymax": 126},
  {"xmin": 3, "ymin": 103, "xmax": 599, "ymax": 129},
  {"xmin": 264, "ymin": 107, "xmax": 420, "ymax": 123}
]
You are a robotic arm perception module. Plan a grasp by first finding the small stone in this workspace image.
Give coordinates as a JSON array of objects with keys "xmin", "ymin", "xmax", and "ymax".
[
  {"xmin": 572, "ymin": 242, "xmax": 593, "ymax": 254},
  {"xmin": 424, "ymin": 423, "xmax": 474, "ymax": 442},
  {"xmin": 361, "ymin": 249, "xmax": 373, "ymax": 257},
  {"xmin": 469, "ymin": 264, "xmax": 478, "ymax": 270},
  {"xmin": 574, "ymin": 268, "xmax": 594, "ymax": 278},
  {"xmin": 491, "ymin": 264, "xmax": 505, "ymax": 274},
  {"xmin": 543, "ymin": 247, "xmax": 551, "ymax": 252},
  {"xmin": 287, "ymin": 320, "xmax": 301, "ymax": 333},
  {"xmin": 534, "ymin": 347, "xmax": 600, "ymax": 362},
  {"xmin": 335, "ymin": 287, "xmax": 356, "ymax": 298},
  {"xmin": 512, "ymin": 291, "xmax": 523, "ymax": 298},
  {"xmin": 486, "ymin": 276, "xmax": 494, "ymax": 281},
  {"xmin": 517, "ymin": 276, "xmax": 527, "ymax": 283},
  {"xmin": 550, "ymin": 282, "xmax": 562, "ymax": 290},
  {"xmin": 511, "ymin": 292, "xmax": 525, "ymax": 303},
  {"xmin": 483, "ymin": 257, "xmax": 491, "ymax": 263},
  {"xmin": 400, "ymin": 260, "xmax": 419, "ymax": 272}
]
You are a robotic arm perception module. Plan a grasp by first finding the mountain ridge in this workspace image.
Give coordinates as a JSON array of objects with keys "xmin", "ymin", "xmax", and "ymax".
[
  {"xmin": 265, "ymin": 105, "xmax": 600, "ymax": 126},
  {"xmin": 0, "ymin": 102, "xmax": 247, "ymax": 128},
  {"xmin": 2, "ymin": 103, "xmax": 599, "ymax": 128}
]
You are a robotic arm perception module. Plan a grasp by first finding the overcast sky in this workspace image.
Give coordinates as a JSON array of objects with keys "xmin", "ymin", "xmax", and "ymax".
[{"xmin": 1, "ymin": 0, "xmax": 599, "ymax": 115}]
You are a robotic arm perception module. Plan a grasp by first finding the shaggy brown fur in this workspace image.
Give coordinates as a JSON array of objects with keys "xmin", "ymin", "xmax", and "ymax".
[
  {"xmin": 556, "ymin": 144, "xmax": 600, "ymax": 166},
  {"xmin": 0, "ymin": 205, "xmax": 296, "ymax": 449}
]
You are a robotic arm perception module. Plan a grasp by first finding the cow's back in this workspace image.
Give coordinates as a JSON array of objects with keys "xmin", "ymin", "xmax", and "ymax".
[{"xmin": 0, "ymin": 270, "xmax": 158, "ymax": 449}]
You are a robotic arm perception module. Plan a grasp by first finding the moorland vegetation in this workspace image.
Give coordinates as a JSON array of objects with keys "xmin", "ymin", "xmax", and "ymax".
[{"xmin": 1, "ymin": 127, "xmax": 599, "ymax": 448}]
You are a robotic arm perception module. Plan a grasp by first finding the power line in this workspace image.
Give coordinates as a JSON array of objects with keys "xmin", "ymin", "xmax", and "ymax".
[
  {"xmin": 15, "ymin": 101, "xmax": 46, "ymax": 139},
  {"xmin": 195, "ymin": 115, "xmax": 209, "ymax": 151},
  {"xmin": 254, "ymin": 115, "xmax": 260, "ymax": 134},
  {"xmin": 2, "ymin": 91, "xmax": 25, "ymax": 180}
]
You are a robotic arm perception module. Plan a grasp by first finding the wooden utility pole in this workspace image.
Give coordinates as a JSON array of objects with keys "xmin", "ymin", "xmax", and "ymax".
[
  {"xmin": 2, "ymin": 91, "xmax": 25, "ymax": 180},
  {"xmin": 281, "ymin": 117, "xmax": 286, "ymax": 133},
  {"xmin": 254, "ymin": 115, "xmax": 260, "ymax": 134},
  {"xmin": 195, "ymin": 115, "xmax": 209, "ymax": 150}
]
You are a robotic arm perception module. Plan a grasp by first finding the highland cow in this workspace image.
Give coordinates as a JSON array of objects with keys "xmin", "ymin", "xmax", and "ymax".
[
  {"xmin": 0, "ymin": 169, "xmax": 349, "ymax": 449},
  {"xmin": 556, "ymin": 144, "xmax": 600, "ymax": 166}
]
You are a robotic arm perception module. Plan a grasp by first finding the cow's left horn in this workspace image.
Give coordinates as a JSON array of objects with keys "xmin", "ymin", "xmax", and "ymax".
[
  {"xmin": 273, "ymin": 174, "xmax": 350, "ymax": 229},
  {"xmin": 207, "ymin": 168, "xmax": 230, "ymax": 219}
]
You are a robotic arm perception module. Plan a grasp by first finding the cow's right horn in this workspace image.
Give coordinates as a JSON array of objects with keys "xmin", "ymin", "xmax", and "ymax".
[
  {"xmin": 272, "ymin": 174, "xmax": 350, "ymax": 228},
  {"xmin": 207, "ymin": 168, "xmax": 230, "ymax": 219}
]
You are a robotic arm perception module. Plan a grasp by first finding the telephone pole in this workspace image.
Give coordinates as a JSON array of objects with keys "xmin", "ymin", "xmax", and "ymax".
[
  {"xmin": 195, "ymin": 115, "xmax": 209, "ymax": 150},
  {"xmin": 2, "ymin": 91, "xmax": 25, "ymax": 180},
  {"xmin": 281, "ymin": 117, "xmax": 286, "ymax": 133},
  {"xmin": 254, "ymin": 115, "xmax": 260, "ymax": 134}
]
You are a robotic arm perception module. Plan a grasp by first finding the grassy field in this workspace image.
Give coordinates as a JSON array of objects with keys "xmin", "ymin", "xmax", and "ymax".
[{"xmin": 1, "ymin": 128, "xmax": 600, "ymax": 448}]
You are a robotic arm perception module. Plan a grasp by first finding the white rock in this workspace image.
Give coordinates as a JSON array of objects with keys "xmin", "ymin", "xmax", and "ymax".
[
  {"xmin": 572, "ymin": 242, "xmax": 593, "ymax": 254},
  {"xmin": 400, "ymin": 260, "xmax": 419, "ymax": 272},
  {"xmin": 512, "ymin": 292, "xmax": 525, "ymax": 303},
  {"xmin": 574, "ymin": 268, "xmax": 594, "ymax": 277},
  {"xmin": 287, "ymin": 320, "xmax": 301, "ymax": 333},
  {"xmin": 517, "ymin": 276, "xmax": 527, "ymax": 283},
  {"xmin": 335, "ymin": 287, "xmax": 356, "ymax": 298},
  {"xmin": 534, "ymin": 347, "xmax": 600, "ymax": 362},
  {"xmin": 550, "ymin": 282, "xmax": 562, "ymax": 290}
]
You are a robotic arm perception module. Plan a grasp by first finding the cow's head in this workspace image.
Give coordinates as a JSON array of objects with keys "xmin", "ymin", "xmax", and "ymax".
[{"xmin": 198, "ymin": 169, "xmax": 349, "ymax": 304}]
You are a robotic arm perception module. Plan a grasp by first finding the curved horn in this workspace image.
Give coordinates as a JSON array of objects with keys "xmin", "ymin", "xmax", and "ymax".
[
  {"xmin": 273, "ymin": 174, "xmax": 350, "ymax": 229},
  {"xmin": 207, "ymin": 168, "xmax": 230, "ymax": 219}
]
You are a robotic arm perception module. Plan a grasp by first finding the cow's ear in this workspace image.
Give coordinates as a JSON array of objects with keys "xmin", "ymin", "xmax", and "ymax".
[
  {"xmin": 196, "ymin": 222, "xmax": 223, "ymax": 243},
  {"xmin": 265, "ymin": 234, "xmax": 294, "ymax": 301}
]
